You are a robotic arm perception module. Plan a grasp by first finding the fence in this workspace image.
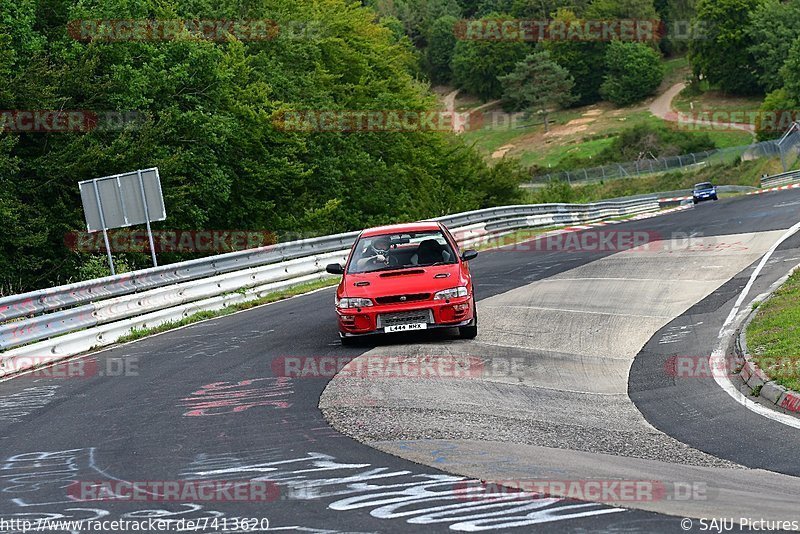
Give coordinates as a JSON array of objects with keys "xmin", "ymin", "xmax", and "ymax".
[
  {"xmin": 777, "ymin": 122, "xmax": 800, "ymax": 173},
  {"xmin": 0, "ymin": 197, "xmax": 660, "ymax": 377},
  {"xmin": 527, "ymin": 122, "xmax": 800, "ymax": 187}
]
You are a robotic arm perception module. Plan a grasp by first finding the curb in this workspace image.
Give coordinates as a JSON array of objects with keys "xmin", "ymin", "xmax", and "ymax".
[
  {"xmin": 746, "ymin": 183, "xmax": 800, "ymax": 195},
  {"xmin": 658, "ymin": 195, "xmax": 692, "ymax": 204},
  {"xmin": 735, "ymin": 263, "xmax": 800, "ymax": 416}
]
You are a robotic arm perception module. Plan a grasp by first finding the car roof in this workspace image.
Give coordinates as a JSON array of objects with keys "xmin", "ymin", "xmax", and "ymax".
[
  {"xmin": 360, "ymin": 221, "xmax": 442, "ymax": 237},
  {"xmin": 695, "ymin": 182, "xmax": 713, "ymax": 187}
]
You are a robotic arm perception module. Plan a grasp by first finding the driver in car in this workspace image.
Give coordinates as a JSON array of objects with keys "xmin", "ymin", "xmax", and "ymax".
[{"xmin": 355, "ymin": 235, "xmax": 396, "ymax": 270}]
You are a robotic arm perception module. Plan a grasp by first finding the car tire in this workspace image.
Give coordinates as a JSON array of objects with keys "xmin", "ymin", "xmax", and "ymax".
[
  {"xmin": 692, "ymin": 198, "xmax": 698, "ymax": 204},
  {"xmin": 459, "ymin": 306, "xmax": 478, "ymax": 339},
  {"xmin": 712, "ymin": 195, "xmax": 718, "ymax": 201}
]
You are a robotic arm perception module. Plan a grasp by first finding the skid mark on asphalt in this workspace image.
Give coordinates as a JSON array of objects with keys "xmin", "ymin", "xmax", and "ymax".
[
  {"xmin": 658, "ymin": 322, "xmax": 703, "ymax": 345},
  {"xmin": 0, "ymin": 385, "xmax": 61, "ymax": 424}
]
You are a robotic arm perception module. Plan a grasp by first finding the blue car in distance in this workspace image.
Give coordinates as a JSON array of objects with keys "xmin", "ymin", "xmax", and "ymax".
[{"xmin": 692, "ymin": 182, "xmax": 718, "ymax": 204}]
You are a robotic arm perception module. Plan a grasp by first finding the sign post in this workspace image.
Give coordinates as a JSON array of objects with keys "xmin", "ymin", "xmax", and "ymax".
[
  {"xmin": 91, "ymin": 180, "xmax": 116, "ymax": 275},
  {"xmin": 136, "ymin": 169, "xmax": 158, "ymax": 267},
  {"xmin": 79, "ymin": 167, "xmax": 166, "ymax": 273}
]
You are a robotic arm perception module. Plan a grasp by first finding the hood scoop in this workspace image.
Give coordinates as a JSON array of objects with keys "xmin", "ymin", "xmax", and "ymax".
[{"xmin": 379, "ymin": 269, "xmax": 425, "ymax": 277}]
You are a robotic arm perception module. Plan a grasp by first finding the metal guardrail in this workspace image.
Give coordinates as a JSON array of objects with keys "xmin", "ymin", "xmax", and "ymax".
[
  {"xmin": 761, "ymin": 170, "xmax": 800, "ymax": 188},
  {"xmin": 0, "ymin": 198, "xmax": 655, "ymax": 324},
  {"xmin": 0, "ymin": 231, "xmax": 361, "ymax": 323},
  {"xmin": 0, "ymin": 197, "xmax": 660, "ymax": 377}
]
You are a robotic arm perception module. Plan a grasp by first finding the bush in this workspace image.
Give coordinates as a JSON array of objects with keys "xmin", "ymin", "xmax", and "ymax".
[
  {"xmin": 600, "ymin": 41, "xmax": 664, "ymax": 106},
  {"xmin": 546, "ymin": 123, "xmax": 717, "ymax": 172}
]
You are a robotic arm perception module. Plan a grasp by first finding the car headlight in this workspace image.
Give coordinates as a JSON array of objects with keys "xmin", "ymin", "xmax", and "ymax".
[
  {"xmin": 433, "ymin": 287, "xmax": 468, "ymax": 300},
  {"xmin": 337, "ymin": 297, "xmax": 373, "ymax": 309}
]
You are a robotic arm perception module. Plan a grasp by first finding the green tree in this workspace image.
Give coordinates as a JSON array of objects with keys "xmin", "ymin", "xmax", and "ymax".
[
  {"xmin": 585, "ymin": 0, "xmax": 659, "ymax": 19},
  {"xmin": 371, "ymin": 0, "xmax": 462, "ymax": 47},
  {"xmin": 653, "ymin": 0, "xmax": 697, "ymax": 56},
  {"xmin": 600, "ymin": 41, "xmax": 664, "ymax": 105},
  {"xmin": 689, "ymin": 0, "xmax": 762, "ymax": 95},
  {"xmin": 747, "ymin": 0, "xmax": 800, "ymax": 92},
  {"xmin": 756, "ymin": 88, "xmax": 798, "ymax": 141},
  {"xmin": 451, "ymin": 14, "xmax": 530, "ymax": 100},
  {"xmin": 0, "ymin": 0, "xmax": 525, "ymax": 293},
  {"xmin": 541, "ymin": 9, "xmax": 607, "ymax": 106},
  {"xmin": 425, "ymin": 15, "xmax": 458, "ymax": 83},
  {"xmin": 498, "ymin": 51, "xmax": 576, "ymax": 132}
]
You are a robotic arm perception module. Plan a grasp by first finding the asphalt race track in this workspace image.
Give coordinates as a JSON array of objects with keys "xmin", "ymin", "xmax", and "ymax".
[{"xmin": 1, "ymin": 189, "xmax": 800, "ymax": 533}]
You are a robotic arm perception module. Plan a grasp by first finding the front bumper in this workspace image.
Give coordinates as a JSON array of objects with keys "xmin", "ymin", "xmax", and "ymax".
[
  {"xmin": 337, "ymin": 296, "xmax": 474, "ymax": 337},
  {"xmin": 693, "ymin": 192, "xmax": 716, "ymax": 202}
]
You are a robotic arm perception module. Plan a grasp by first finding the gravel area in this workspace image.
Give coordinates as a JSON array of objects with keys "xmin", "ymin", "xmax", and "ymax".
[{"xmin": 322, "ymin": 406, "xmax": 742, "ymax": 469}]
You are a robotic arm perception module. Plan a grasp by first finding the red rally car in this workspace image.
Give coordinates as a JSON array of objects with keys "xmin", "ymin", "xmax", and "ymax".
[{"xmin": 325, "ymin": 222, "xmax": 478, "ymax": 345}]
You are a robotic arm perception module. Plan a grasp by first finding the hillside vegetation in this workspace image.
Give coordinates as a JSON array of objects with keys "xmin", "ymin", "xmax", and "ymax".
[{"xmin": 0, "ymin": 0, "xmax": 525, "ymax": 293}]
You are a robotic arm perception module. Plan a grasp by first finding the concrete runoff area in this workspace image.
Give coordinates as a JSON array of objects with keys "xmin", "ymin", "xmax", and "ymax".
[
  {"xmin": 369, "ymin": 439, "xmax": 800, "ymax": 522},
  {"xmin": 321, "ymin": 230, "xmax": 797, "ymax": 521}
]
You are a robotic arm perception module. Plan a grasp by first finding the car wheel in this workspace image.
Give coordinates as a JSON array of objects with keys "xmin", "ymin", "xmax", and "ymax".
[
  {"xmin": 712, "ymin": 195, "xmax": 718, "ymax": 201},
  {"xmin": 340, "ymin": 334, "xmax": 357, "ymax": 347},
  {"xmin": 692, "ymin": 198, "xmax": 698, "ymax": 204},
  {"xmin": 459, "ymin": 306, "xmax": 478, "ymax": 339}
]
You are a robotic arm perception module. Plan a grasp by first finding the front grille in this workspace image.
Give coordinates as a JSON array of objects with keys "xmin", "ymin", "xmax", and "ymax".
[
  {"xmin": 375, "ymin": 293, "xmax": 431, "ymax": 305},
  {"xmin": 377, "ymin": 309, "xmax": 433, "ymax": 328}
]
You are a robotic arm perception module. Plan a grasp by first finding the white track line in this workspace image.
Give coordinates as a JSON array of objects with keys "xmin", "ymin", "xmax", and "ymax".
[{"xmin": 712, "ymin": 220, "xmax": 800, "ymax": 429}]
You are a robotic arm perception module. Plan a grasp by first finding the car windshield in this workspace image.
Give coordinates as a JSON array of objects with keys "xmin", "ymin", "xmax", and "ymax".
[
  {"xmin": 347, "ymin": 230, "xmax": 457, "ymax": 273},
  {"xmin": 695, "ymin": 182, "xmax": 713, "ymax": 190}
]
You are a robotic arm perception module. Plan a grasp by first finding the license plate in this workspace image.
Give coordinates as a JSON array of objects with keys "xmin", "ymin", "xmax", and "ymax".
[{"xmin": 385, "ymin": 323, "xmax": 427, "ymax": 333}]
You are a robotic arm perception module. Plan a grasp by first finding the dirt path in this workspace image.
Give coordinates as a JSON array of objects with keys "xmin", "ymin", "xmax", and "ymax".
[
  {"xmin": 443, "ymin": 88, "xmax": 459, "ymax": 115},
  {"xmin": 649, "ymin": 82, "xmax": 686, "ymax": 120},
  {"xmin": 650, "ymin": 82, "xmax": 755, "ymax": 135},
  {"xmin": 442, "ymin": 88, "xmax": 502, "ymax": 134}
]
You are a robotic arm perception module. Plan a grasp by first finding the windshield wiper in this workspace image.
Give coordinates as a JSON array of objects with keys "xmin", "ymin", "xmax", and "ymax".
[{"xmin": 417, "ymin": 261, "xmax": 452, "ymax": 267}]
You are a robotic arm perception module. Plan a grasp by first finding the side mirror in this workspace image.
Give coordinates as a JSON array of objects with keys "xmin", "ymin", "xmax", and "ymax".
[
  {"xmin": 326, "ymin": 263, "xmax": 344, "ymax": 275},
  {"xmin": 461, "ymin": 249, "xmax": 478, "ymax": 261}
]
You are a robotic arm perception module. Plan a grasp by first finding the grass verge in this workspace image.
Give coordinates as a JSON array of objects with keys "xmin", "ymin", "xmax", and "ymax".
[
  {"xmin": 746, "ymin": 269, "xmax": 800, "ymax": 391},
  {"xmin": 116, "ymin": 277, "xmax": 339, "ymax": 343},
  {"xmin": 472, "ymin": 226, "xmax": 562, "ymax": 252}
]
